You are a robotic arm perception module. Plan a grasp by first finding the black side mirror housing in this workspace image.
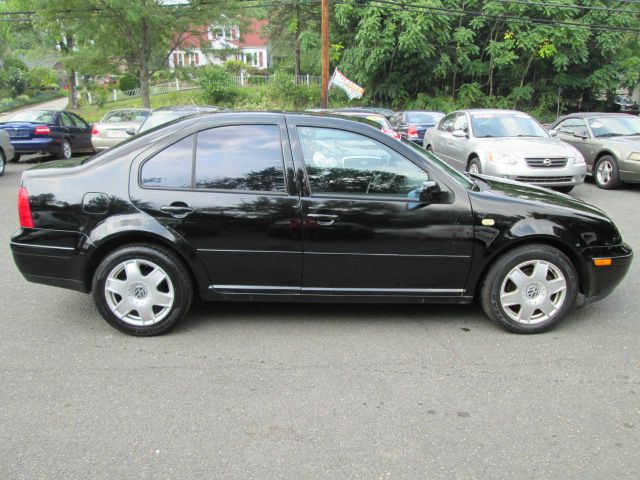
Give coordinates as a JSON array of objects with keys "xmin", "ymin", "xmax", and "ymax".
[
  {"xmin": 419, "ymin": 180, "xmax": 442, "ymax": 204},
  {"xmin": 125, "ymin": 128, "xmax": 137, "ymax": 136}
]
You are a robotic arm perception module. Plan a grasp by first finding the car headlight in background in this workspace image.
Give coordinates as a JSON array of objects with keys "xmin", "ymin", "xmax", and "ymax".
[
  {"xmin": 628, "ymin": 152, "xmax": 640, "ymax": 161},
  {"xmin": 487, "ymin": 151, "xmax": 518, "ymax": 165},
  {"xmin": 572, "ymin": 151, "xmax": 586, "ymax": 164}
]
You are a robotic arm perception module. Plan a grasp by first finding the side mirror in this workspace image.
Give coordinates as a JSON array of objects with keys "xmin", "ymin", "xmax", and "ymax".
[
  {"xmin": 452, "ymin": 129, "xmax": 467, "ymax": 138},
  {"xmin": 419, "ymin": 180, "xmax": 442, "ymax": 204},
  {"xmin": 548, "ymin": 129, "xmax": 558, "ymax": 137},
  {"xmin": 125, "ymin": 128, "xmax": 137, "ymax": 136}
]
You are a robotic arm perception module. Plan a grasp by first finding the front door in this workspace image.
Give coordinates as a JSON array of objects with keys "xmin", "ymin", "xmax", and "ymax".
[
  {"xmin": 130, "ymin": 117, "xmax": 303, "ymax": 293},
  {"xmin": 290, "ymin": 122, "xmax": 474, "ymax": 296}
]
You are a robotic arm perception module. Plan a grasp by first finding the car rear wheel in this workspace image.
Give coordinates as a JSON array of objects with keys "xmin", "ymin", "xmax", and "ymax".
[
  {"xmin": 594, "ymin": 155, "xmax": 622, "ymax": 189},
  {"xmin": 92, "ymin": 244, "xmax": 194, "ymax": 336},
  {"xmin": 57, "ymin": 140, "xmax": 72, "ymax": 160},
  {"xmin": 467, "ymin": 158, "xmax": 482, "ymax": 174},
  {"xmin": 480, "ymin": 244, "xmax": 578, "ymax": 334},
  {"xmin": 0, "ymin": 149, "xmax": 5, "ymax": 177}
]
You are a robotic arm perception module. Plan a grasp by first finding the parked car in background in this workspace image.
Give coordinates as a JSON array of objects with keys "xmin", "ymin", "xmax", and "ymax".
[
  {"xmin": 92, "ymin": 108, "xmax": 150, "ymax": 151},
  {"xmin": 332, "ymin": 109, "xmax": 401, "ymax": 140},
  {"xmin": 0, "ymin": 129, "xmax": 15, "ymax": 176},
  {"xmin": 134, "ymin": 106, "xmax": 221, "ymax": 134},
  {"xmin": 0, "ymin": 110, "xmax": 93, "ymax": 161},
  {"xmin": 423, "ymin": 109, "xmax": 587, "ymax": 192},
  {"xmin": 391, "ymin": 110, "xmax": 445, "ymax": 144},
  {"xmin": 10, "ymin": 112, "xmax": 632, "ymax": 336},
  {"xmin": 551, "ymin": 112, "xmax": 640, "ymax": 189}
]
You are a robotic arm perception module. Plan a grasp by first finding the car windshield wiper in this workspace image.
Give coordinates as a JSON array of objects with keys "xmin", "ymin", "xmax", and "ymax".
[
  {"xmin": 514, "ymin": 134, "xmax": 543, "ymax": 137},
  {"xmin": 476, "ymin": 134, "xmax": 496, "ymax": 138}
]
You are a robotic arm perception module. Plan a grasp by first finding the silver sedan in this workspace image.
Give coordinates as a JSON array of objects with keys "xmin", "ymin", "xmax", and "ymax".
[
  {"xmin": 423, "ymin": 109, "xmax": 587, "ymax": 192},
  {"xmin": 91, "ymin": 108, "xmax": 150, "ymax": 151},
  {"xmin": 0, "ymin": 129, "xmax": 15, "ymax": 176}
]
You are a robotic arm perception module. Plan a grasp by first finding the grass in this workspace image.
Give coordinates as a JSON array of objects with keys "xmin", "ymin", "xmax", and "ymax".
[{"xmin": 75, "ymin": 89, "xmax": 203, "ymax": 122}]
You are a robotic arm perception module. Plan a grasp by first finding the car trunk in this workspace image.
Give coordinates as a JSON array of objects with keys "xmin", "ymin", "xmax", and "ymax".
[
  {"xmin": 0, "ymin": 122, "xmax": 38, "ymax": 140},
  {"xmin": 95, "ymin": 121, "xmax": 140, "ymax": 139}
]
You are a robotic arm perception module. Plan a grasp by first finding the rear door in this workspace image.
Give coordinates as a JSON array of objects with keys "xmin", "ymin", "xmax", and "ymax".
[
  {"xmin": 130, "ymin": 115, "xmax": 303, "ymax": 293},
  {"xmin": 60, "ymin": 112, "xmax": 84, "ymax": 150},
  {"xmin": 68, "ymin": 112, "xmax": 93, "ymax": 150},
  {"xmin": 430, "ymin": 113, "xmax": 457, "ymax": 161},
  {"xmin": 288, "ymin": 118, "xmax": 474, "ymax": 296}
]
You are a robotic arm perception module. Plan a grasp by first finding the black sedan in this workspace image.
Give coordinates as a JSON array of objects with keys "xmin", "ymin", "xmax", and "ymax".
[
  {"xmin": 0, "ymin": 109, "xmax": 94, "ymax": 161},
  {"xmin": 390, "ymin": 110, "xmax": 445, "ymax": 144},
  {"xmin": 11, "ymin": 112, "xmax": 632, "ymax": 336}
]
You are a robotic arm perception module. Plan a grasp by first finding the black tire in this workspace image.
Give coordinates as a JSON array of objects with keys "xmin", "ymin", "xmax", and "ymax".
[
  {"xmin": 425, "ymin": 144, "xmax": 433, "ymax": 152},
  {"xmin": 57, "ymin": 139, "xmax": 72, "ymax": 160},
  {"xmin": 0, "ymin": 149, "xmax": 5, "ymax": 177},
  {"xmin": 594, "ymin": 155, "xmax": 622, "ymax": 189},
  {"xmin": 554, "ymin": 186, "xmax": 574, "ymax": 194},
  {"xmin": 467, "ymin": 157, "xmax": 482, "ymax": 174},
  {"xmin": 480, "ymin": 244, "xmax": 578, "ymax": 334},
  {"xmin": 92, "ymin": 244, "xmax": 194, "ymax": 336},
  {"xmin": 9, "ymin": 153, "xmax": 20, "ymax": 163}
]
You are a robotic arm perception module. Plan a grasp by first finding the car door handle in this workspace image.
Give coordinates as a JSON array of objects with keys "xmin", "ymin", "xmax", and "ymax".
[
  {"xmin": 307, "ymin": 213, "xmax": 338, "ymax": 226},
  {"xmin": 161, "ymin": 205, "xmax": 193, "ymax": 217}
]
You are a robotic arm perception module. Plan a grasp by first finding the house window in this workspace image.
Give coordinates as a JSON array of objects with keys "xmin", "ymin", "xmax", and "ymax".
[
  {"xmin": 195, "ymin": 53, "xmax": 200, "ymax": 65},
  {"xmin": 173, "ymin": 53, "xmax": 178, "ymax": 67},
  {"xmin": 259, "ymin": 51, "xmax": 263, "ymax": 68}
]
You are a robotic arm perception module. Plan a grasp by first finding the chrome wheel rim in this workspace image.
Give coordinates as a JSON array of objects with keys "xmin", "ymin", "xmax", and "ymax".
[
  {"xmin": 596, "ymin": 159, "xmax": 612, "ymax": 185},
  {"xmin": 105, "ymin": 259, "xmax": 174, "ymax": 326},
  {"xmin": 0, "ymin": 152, "xmax": 5, "ymax": 173},
  {"xmin": 468, "ymin": 162, "xmax": 480, "ymax": 174},
  {"xmin": 500, "ymin": 260, "xmax": 567, "ymax": 325},
  {"xmin": 63, "ymin": 141, "xmax": 71, "ymax": 159}
]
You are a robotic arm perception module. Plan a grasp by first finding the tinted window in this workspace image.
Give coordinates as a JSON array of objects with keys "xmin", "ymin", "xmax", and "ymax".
[
  {"xmin": 60, "ymin": 113, "xmax": 77, "ymax": 127},
  {"xmin": 298, "ymin": 127, "xmax": 429, "ymax": 198},
  {"xmin": 406, "ymin": 112, "xmax": 445, "ymax": 124},
  {"xmin": 103, "ymin": 110, "xmax": 150, "ymax": 123},
  {"xmin": 195, "ymin": 125, "xmax": 285, "ymax": 192},
  {"xmin": 141, "ymin": 135, "xmax": 194, "ymax": 188},
  {"xmin": 556, "ymin": 118, "xmax": 587, "ymax": 135},
  {"xmin": 69, "ymin": 113, "xmax": 89, "ymax": 128}
]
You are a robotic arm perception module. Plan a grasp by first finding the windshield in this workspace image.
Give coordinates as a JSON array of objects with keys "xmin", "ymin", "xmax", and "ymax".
[
  {"xmin": 406, "ymin": 112, "xmax": 444, "ymax": 124},
  {"xmin": 139, "ymin": 111, "xmax": 191, "ymax": 132},
  {"xmin": 587, "ymin": 116, "xmax": 640, "ymax": 137},
  {"xmin": 402, "ymin": 138, "xmax": 475, "ymax": 189},
  {"xmin": 102, "ymin": 110, "xmax": 150, "ymax": 123},
  {"xmin": 9, "ymin": 110, "xmax": 54, "ymax": 123},
  {"xmin": 471, "ymin": 112, "xmax": 548, "ymax": 138}
]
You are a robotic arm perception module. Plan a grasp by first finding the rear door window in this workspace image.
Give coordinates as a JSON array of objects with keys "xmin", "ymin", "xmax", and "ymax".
[
  {"xmin": 140, "ymin": 135, "xmax": 194, "ymax": 188},
  {"xmin": 195, "ymin": 125, "xmax": 285, "ymax": 192}
]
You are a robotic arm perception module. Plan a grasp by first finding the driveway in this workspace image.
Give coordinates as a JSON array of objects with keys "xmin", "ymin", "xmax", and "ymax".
[{"xmin": 0, "ymin": 96, "xmax": 69, "ymax": 122}]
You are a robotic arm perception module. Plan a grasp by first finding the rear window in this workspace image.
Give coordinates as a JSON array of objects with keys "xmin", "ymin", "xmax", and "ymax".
[
  {"xmin": 103, "ymin": 110, "xmax": 149, "ymax": 123},
  {"xmin": 406, "ymin": 112, "xmax": 444, "ymax": 124},
  {"xmin": 9, "ymin": 111, "xmax": 54, "ymax": 123},
  {"xmin": 139, "ymin": 112, "xmax": 191, "ymax": 132}
]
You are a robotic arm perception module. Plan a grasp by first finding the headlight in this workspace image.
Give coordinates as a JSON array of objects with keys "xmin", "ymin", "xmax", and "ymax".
[
  {"xmin": 487, "ymin": 151, "xmax": 518, "ymax": 165},
  {"xmin": 572, "ymin": 151, "xmax": 585, "ymax": 164},
  {"xmin": 628, "ymin": 152, "xmax": 640, "ymax": 161}
]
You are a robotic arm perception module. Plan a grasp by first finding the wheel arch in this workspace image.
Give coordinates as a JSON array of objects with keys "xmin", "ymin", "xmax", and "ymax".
[
  {"xmin": 466, "ymin": 153, "xmax": 480, "ymax": 169},
  {"xmin": 471, "ymin": 235, "xmax": 586, "ymax": 298},
  {"xmin": 84, "ymin": 231, "xmax": 207, "ymax": 298}
]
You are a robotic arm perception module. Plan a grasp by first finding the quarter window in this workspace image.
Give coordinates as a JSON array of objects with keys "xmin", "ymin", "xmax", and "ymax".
[
  {"xmin": 297, "ymin": 127, "xmax": 429, "ymax": 198},
  {"xmin": 195, "ymin": 125, "xmax": 285, "ymax": 192},
  {"xmin": 141, "ymin": 135, "xmax": 194, "ymax": 188}
]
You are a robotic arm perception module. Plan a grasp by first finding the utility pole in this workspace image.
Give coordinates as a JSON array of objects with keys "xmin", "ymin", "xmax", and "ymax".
[{"xmin": 321, "ymin": 0, "xmax": 329, "ymax": 109}]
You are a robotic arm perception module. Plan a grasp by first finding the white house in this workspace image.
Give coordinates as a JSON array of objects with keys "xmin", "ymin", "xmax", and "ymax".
[{"xmin": 169, "ymin": 18, "xmax": 271, "ymax": 70}]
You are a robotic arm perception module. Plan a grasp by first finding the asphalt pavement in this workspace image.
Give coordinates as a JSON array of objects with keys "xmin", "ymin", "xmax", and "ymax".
[{"xmin": 1, "ymin": 160, "xmax": 638, "ymax": 479}]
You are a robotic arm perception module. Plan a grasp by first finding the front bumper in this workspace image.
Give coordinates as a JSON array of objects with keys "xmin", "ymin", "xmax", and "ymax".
[
  {"xmin": 483, "ymin": 161, "xmax": 587, "ymax": 186},
  {"xmin": 579, "ymin": 243, "xmax": 633, "ymax": 303}
]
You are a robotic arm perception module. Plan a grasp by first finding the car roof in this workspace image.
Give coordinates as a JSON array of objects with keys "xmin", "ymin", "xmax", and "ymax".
[
  {"xmin": 556, "ymin": 112, "xmax": 638, "ymax": 119},
  {"xmin": 461, "ymin": 109, "xmax": 529, "ymax": 115},
  {"xmin": 151, "ymin": 105, "xmax": 220, "ymax": 113}
]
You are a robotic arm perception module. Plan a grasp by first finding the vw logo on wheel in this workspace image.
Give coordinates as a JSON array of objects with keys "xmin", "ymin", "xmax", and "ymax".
[
  {"xmin": 132, "ymin": 285, "xmax": 147, "ymax": 299},
  {"xmin": 525, "ymin": 284, "xmax": 539, "ymax": 299},
  {"xmin": 543, "ymin": 158, "xmax": 552, "ymax": 167}
]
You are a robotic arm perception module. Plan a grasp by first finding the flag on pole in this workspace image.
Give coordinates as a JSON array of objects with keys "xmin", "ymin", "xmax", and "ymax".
[{"xmin": 329, "ymin": 68, "xmax": 364, "ymax": 99}]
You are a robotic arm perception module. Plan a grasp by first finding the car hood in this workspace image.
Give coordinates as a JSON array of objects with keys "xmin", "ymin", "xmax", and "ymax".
[
  {"xmin": 596, "ymin": 136, "xmax": 640, "ymax": 148},
  {"xmin": 470, "ymin": 174, "xmax": 608, "ymax": 219},
  {"xmin": 475, "ymin": 137, "xmax": 576, "ymax": 157}
]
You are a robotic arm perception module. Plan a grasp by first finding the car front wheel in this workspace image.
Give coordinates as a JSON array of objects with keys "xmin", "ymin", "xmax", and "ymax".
[
  {"xmin": 594, "ymin": 155, "xmax": 622, "ymax": 189},
  {"xmin": 92, "ymin": 244, "xmax": 194, "ymax": 336},
  {"xmin": 467, "ymin": 158, "xmax": 482, "ymax": 174},
  {"xmin": 480, "ymin": 244, "xmax": 578, "ymax": 333}
]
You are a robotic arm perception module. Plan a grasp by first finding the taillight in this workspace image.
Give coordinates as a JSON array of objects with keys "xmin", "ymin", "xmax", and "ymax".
[
  {"xmin": 34, "ymin": 125, "xmax": 50, "ymax": 135},
  {"xmin": 92, "ymin": 124, "xmax": 99, "ymax": 136},
  {"xmin": 407, "ymin": 126, "xmax": 418, "ymax": 136},
  {"xmin": 18, "ymin": 186, "xmax": 34, "ymax": 228}
]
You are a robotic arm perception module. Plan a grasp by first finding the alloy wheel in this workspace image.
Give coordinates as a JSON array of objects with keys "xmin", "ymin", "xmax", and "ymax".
[
  {"xmin": 596, "ymin": 159, "xmax": 613, "ymax": 186},
  {"xmin": 104, "ymin": 259, "xmax": 175, "ymax": 326},
  {"xmin": 499, "ymin": 259, "xmax": 567, "ymax": 325}
]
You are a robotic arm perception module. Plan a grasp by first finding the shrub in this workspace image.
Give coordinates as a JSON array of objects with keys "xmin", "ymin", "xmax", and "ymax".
[
  {"xmin": 119, "ymin": 74, "xmax": 140, "ymax": 92},
  {"xmin": 198, "ymin": 66, "xmax": 237, "ymax": 104},
  {"xmin": 25, "ymin": 67, "xmax": 58, "ymax": 90}
]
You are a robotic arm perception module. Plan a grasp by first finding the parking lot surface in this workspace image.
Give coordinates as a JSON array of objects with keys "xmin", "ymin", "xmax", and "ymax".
[{"xmin": 1, "ymin": 160, "xmax": 639, "ymax": 479}]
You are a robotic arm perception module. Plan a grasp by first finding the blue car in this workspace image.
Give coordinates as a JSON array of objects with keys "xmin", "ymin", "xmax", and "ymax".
[{"xmin": 0, "ymin": 109, "xmax": 94, "ymax": 162}]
